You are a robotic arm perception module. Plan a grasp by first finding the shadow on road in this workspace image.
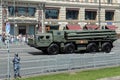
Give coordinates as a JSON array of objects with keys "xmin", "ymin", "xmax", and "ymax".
[{"xmin": 28, "ymin": 51, "xmax": 49, "ymax": 55}]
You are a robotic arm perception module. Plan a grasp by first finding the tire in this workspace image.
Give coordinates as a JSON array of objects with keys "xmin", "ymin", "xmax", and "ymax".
[
  {"xmin": 47, "ymin": 43, "xmax": 59, "ymax": 55},
  {"xmin": 86, "ymin": 43, "xmax": 98, "ymax": 53},
  {"xmin": 102, "ymin": 42, "xmax": 112, "ymax": 53},
  {"xmin": 64, "ymin": 43, "xmax": 75, "ymax": 53}
]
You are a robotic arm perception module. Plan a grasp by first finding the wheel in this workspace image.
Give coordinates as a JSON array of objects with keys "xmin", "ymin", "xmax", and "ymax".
[
  {"xmin": 102, "ymin": 42, "xmax": 112, "ymax": 53},
  {"xmin": 47, "ymin": 43, "xmax": 59, "ymax": 55},
  {"xmin": 64, "ymin": 43, "xmax": 75, "ymax": 53},
  {"xmin": 86, "ymin": 43, "xmax": 98, "ymax": 53}
]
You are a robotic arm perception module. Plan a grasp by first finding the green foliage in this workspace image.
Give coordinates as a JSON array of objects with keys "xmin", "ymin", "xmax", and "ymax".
[{"xmin": 18, "ymin": 66, "xmax": 120, "ymax": 80}]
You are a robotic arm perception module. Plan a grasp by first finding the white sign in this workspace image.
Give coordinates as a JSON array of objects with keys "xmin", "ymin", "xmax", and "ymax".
[{"xmin": 6, "ymin": 22, "xmax": 10, "ymax": 34}]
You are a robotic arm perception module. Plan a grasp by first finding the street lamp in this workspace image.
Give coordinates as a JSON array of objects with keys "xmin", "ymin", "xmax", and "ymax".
[
  {"xmin": 38, "ymin": 2, "xmax": 45, "ymax": 33},
  {"xmin": 42, "ymin": 3, "xmax": 45, "ymax": 33},
  {"xmin": 98, "ymin": 0, "xmax": 101, "ymax": 29},
  {"xmin": 14, "ymin": 0, "xmax": 16, "ymax": 35},
  {"xmin": 1, "ymin": 0, "xmax": 2, "ymax": 34}
]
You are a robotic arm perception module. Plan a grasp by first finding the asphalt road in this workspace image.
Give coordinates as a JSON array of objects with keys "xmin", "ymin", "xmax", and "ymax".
[{"xmin": 0, "ymin": 39, "xmax": 120, "ymax": 79}]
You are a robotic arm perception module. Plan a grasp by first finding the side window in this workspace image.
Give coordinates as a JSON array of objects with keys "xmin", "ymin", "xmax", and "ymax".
[
  {"xmin": 46, "ymin": 36, "xmax": 50, "ymax": 39},
  {"xmin": 38, "ymin": 36, "xmax": 44, "ymax": 40}
]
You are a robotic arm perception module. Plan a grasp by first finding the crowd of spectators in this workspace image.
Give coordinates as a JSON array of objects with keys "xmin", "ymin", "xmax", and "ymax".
[{"xmin": 0, "ymin": 33, "xmax": 34, "ymax": 45}]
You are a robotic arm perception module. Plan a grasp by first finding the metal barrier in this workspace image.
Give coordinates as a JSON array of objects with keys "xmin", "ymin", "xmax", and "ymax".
[{"xmin": 1, "ymin": 52, "xmax": 120, "ymax": 79}]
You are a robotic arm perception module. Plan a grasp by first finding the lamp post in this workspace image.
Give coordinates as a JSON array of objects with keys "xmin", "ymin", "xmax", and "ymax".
[
  {"xmin": 98, "ymin": 0, "xmax": 101, "ymax": 29},
  {"xmin": 38, "ymin": 2, "xmax": 45, "ymax": 33},
  {"xmin": 13, "ymin": 0, "xmax": 17, "ymax": 35},
  {"xmin": 14, "ymin": 0, "xmax": 16, "ymax": 35},
  {"xmin": 41, "ymin": 3, "xmax": 45, "ymax": 33},
  {"xmin": 1, "ymin": 0, "xmax": 2, "ymax": 34}
]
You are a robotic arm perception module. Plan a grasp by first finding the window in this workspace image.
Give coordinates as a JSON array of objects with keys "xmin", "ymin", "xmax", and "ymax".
[
  {"xmin": 29, "ymin": 26, "xmax": 35, "ymax": 35},
  {"xmin": 50, "ymin": 25, "xmax": 59, "ymax": 30},
  {"xmin": 17, "ymin": 7, "xmax": 26, "ymax": 16},
  {"xmin": 66, "ymin": 9, "xmax": 79, "ymax": 20},
  {"xmin": 28, "ymin": 7, "xmax": 36, "ymax": 16},
  {"xmin": 107, "ymin": 0, "xmax": 112, "ymax": 4},
  {"xmin": 85, "ymin": 10, "xmax": 97, "ymax": 20},
  {"xmin": 10, "ymin": 25, "xmax": 14, "ymax": 35},
  {"xmin": 8, "ymin": 6, "xmax": 36, "ymax": 17},
  {"xmin": 105, "ymin": 11, "xmax": 114, "ymax": 20},
  {"xmin": 8, "ymin": 6, "xmax": 14, "ymax": 16},
  {"xmin": 45, "ymin": 9, "xmax": 59, "ymax": 19},
  {"xmin": 94, "ymin": 0, "xmax": 97, "ymax": 3},
  {"xmin": 85, "ymin": 0, "xmax": 88, "ymax": 2}
]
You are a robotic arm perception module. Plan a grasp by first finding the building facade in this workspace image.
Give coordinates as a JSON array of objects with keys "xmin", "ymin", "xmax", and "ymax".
[{"xmin": 0, "ymin": 0, "xmax": 120, "ymax": 36}]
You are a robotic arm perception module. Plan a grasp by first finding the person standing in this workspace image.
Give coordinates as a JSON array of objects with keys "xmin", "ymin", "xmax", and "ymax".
[{"xmin": 12, "ymin": 53, "xmax": 21, "ymax": 78}]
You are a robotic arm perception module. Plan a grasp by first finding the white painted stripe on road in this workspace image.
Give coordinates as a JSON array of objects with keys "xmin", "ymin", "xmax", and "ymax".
[
  {"xmin": 109, "ymin": 52, "xmax": 115, "ymax": 54},
  {"xmin": 0, "ymin": 47, "xmax": 33, "ymax": 50},
  {"xmin": 0, "ymin": 49, "xmax": 8, "ymax": 51},
  {"xmin": 21, "ymin": 58, "xmax": 56, "ymax": 63}
]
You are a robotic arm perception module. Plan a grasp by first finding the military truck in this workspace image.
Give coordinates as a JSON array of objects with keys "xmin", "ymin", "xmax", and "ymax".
[{"xmin": 28, "ymin": 30, "xmax": 117, "ymax": 54}]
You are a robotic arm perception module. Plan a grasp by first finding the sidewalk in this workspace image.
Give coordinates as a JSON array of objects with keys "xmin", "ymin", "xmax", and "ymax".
[{"xmin": 0, "ymin": 41, "xmax": 28, "ymax": 49}]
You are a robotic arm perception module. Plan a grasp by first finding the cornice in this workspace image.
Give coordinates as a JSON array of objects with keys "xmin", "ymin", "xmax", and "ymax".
[{"xmin": 4, "ymin": 0, "xmax": 119, "ymax": 9}]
